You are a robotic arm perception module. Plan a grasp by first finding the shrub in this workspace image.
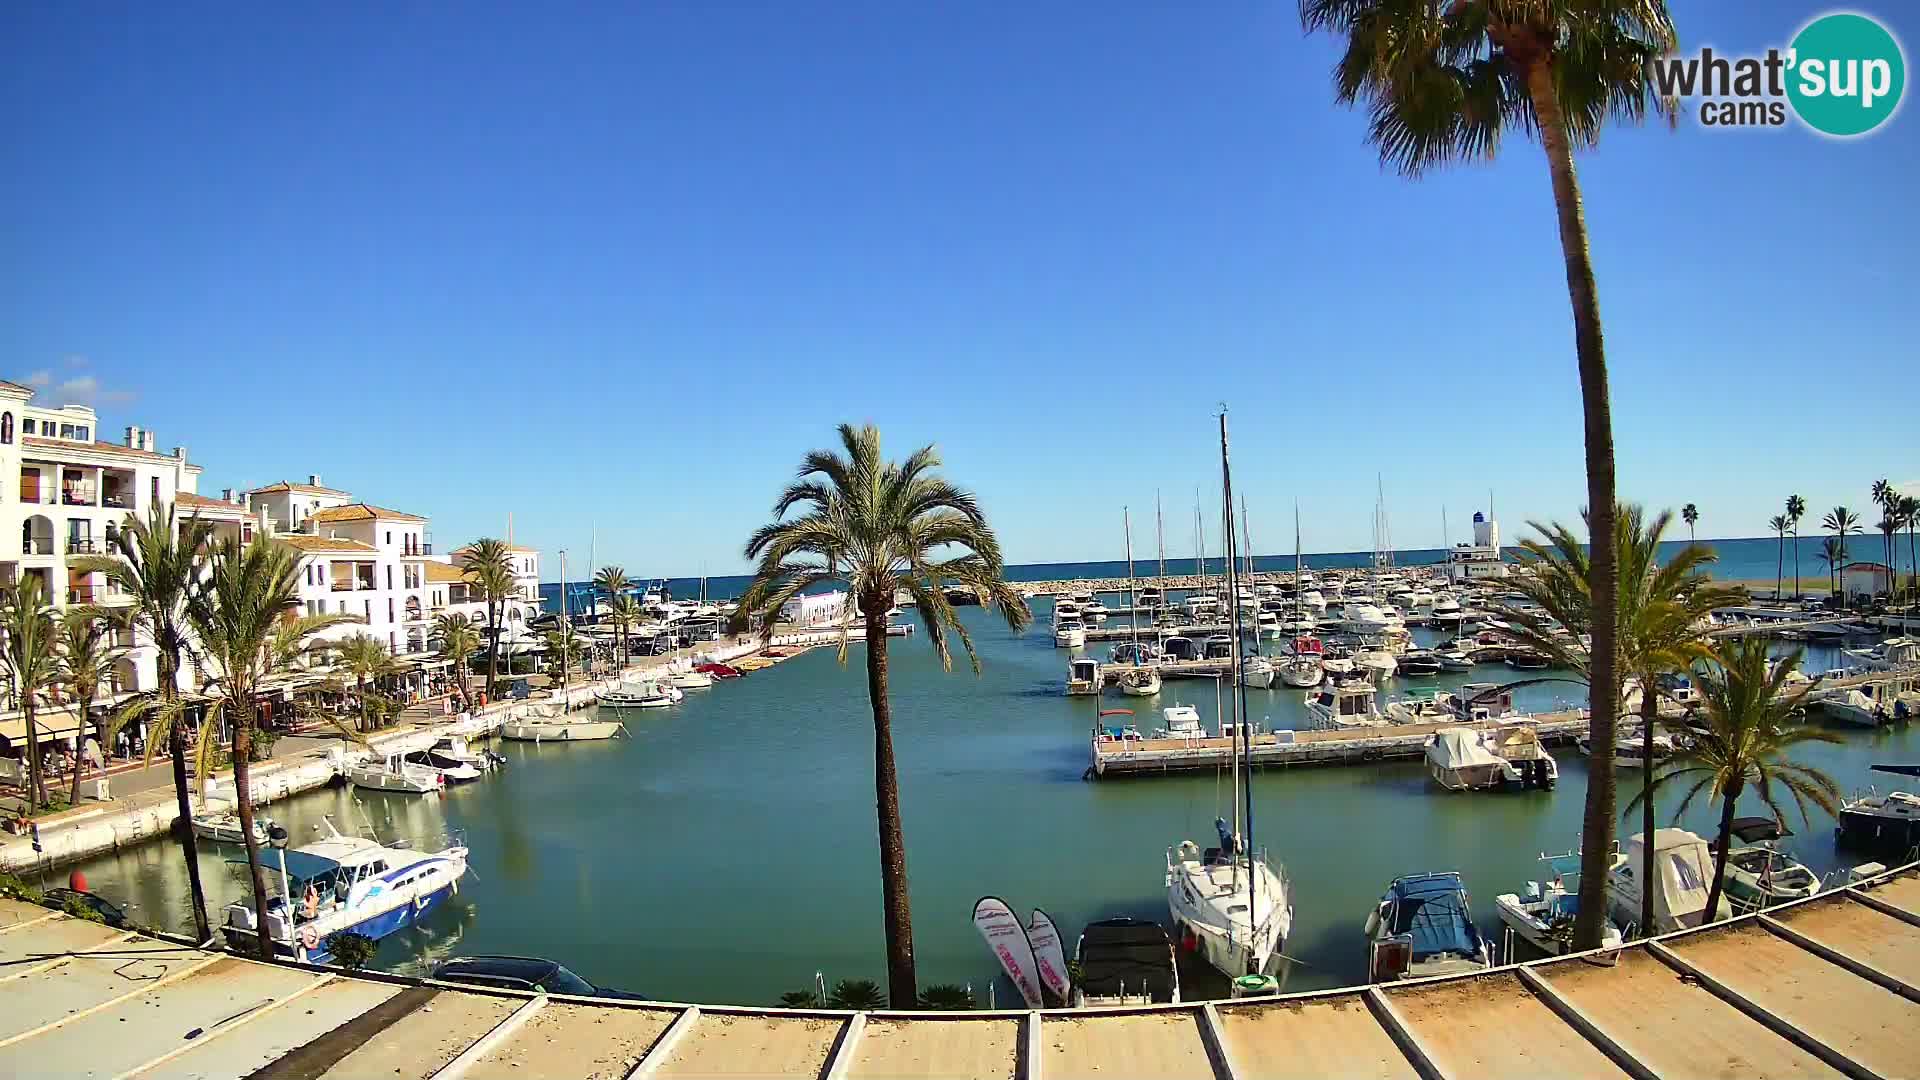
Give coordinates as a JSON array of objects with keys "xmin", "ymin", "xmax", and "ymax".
[{"xmin": 325, "ymin": 930, "xmax": 378, "ymax": 970}]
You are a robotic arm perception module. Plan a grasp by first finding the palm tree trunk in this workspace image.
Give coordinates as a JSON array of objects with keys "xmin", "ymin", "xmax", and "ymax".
[
  {"xmin": 485, "ymin": 604, "xmax": 500, "ymax": 699},
  {"xmin": 1775, "ymin": 534, "xmax": 1783, "ymax": 600},
  {"xmin": 67, "ymin": 692, "xmax": 94, "ymax": 809},
  {"xmin": 230, "ymin": 701, "xmax": 276, "ymax": 961},
  {"xmin": 23, "ymin": 704, "xmax": 45, "ymax": 810},
  {"xmin": 1791, "ymin": 526, "xmax": 1800, "ymax": 598},
  {"xmin": 163, "ymin": 673, "xmax": 212, "ymax": 942},
  {"xmin": 862, "ymin": 596, "xmax": 916, "ymax": 1007},
  {"xmin": 1703, "ymin": 781, "xmax": 1742, "ymax": 928},
  {"xmin": 1526, "ymin": 60, "xmax": 1620, "ymax": 953},
  {"xmin": 1637, "ymin": 686, "xmax": 1659, "ymax": 938}
]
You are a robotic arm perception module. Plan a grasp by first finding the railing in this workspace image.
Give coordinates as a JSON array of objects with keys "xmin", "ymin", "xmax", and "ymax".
[
  {"xmin": 405, "ymin": 543, "xmax": 434, "ymax": 556},
  {"xmin": 61, "ymin": 493, "xmax": 97, "ymax": 507},
  {"xmin": 21, "ymin": 539, "xmax": 53, "ymax": 556},
  {"xmin": 67, "ymin": 588, "xmax": 98, "ymax": 605},
  {"xmin": 65, "ymin": 539, "xmax": 100, "ymax": 555},
  {"xmin": 331, "ymin": 582, "xmax": 354, "ymax": 592},
  {"xmin": 102, "ymin": 494, "xmax": 132, "ymax": 509}
]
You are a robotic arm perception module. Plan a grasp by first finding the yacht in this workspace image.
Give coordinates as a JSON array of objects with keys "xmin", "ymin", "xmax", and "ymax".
[
  {"xmin": 1342, "ymin": 604, "xmax": 1395, "ymax": 635},
  {"xmin": 501, "ymin": 703, "xmax": 626, "ymax": 742},
  {"xmin": 1278, "ymin": 637, "xmax": 1324, "ymax": 689},
  {"xmin": 347, "ymin": 753, "xmax": 443, "ymax": 794},
  {"xmin": 1494, "ymin": 854, "xmax": 1625, "ymax": 956},
  {"xmin": 666, "ymin": 658, "xmax": 715, "ymax": 689},
  {"xmin": 1066, "ymin": 656, "xmax": 1103, "ymax": 696},
  {"xmin": 1305, "ymin": 683, "xmax": 1388, "ymax": 729},
  {"xmin": 1397, "ymin": 650, "xmax": 1443, "ymax": 677},
  {"xmin": 222, "ymin": 817, "xmax": 468, "ymax": 964},
  {"xmin": 1365, "ymin": 873, "xmax": 1492, "ymax": 982},
  {"xmin": 1436, "ymin": 648, "xmax": 1474, "ymax": 672},
  {"xmin": 1352, "ymin": 647, "xmax": 1398, "ymax": 682},
  {"xmin": 1384, "ymin": 692, "xmax": 1453, "ymax": 725},
  {"xmin": 402, "ymin": 750, "xmax": 483, "ymax": 785},
  {"xmin": 1255, "ymin": 609, "xmax": 1283, "ymax": 639},
  {"xmin": 1606, "ymin": 830, "xmax": 1721, "ymax": 934},
  {"xmin": 426, "ymin": 734, "xmax": 505, "ymax": 774},
  {"xmin": 1081, "ymin": 598, "xmax": 1110, "ymax": 626},
  {"xmin": 1155, "ymin": 704, "xmax": 1206, "ymax": 739},
  {"xmin": 1054, "ymin": 619, "xmax": 1087, "ymax": 648},
  {"xmin": 1119, "ymin": 666, "xmax": 1162, "ymax": 697},
  {"xmin": 192, "ymin": 806, "xmax": 275, "ymax": 845},
  {"xmin": 1071, "ymin": 918, "xmax": 1181, "ymax": 1007},
  {"xmin": 1714, "ymin": 818, "xmax": 1821, "ymax": 914},
  {"xmin": 601, "ymin": 678, "xmax": 682, "ymax": 709},
  {"xmin": 1168, "ymin": 820, "xmax": 1291, "ymax": 980},
  {"xmin": 1579, "ymin": 726, "xmax": 1675, "ymax": 769},
  {"xmin": 1835, "ymin": 765, "xmax": 1920, "ymax": 854},
  {"xmin": 1299, "ymin": 590, "xmax": 1327, "ymax": 614},
  {"xmin": 1424, "ymin": 726, "xmax": 1556, "ymax": 791},
  {"xmin": 1842, "ymin": 636, "xmax": 1920, "ymax": 671}
]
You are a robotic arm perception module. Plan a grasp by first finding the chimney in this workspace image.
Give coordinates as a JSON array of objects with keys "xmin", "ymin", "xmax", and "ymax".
[
  {"xmin": 172, "ymin": 445, "xmax": 187, "ymax": 461},
  {"xmin": 143, "ymin": 432, "xmax": 155, "ymax": 452},
  {"xmin": 221, "ymin": 488, "xmax": 236, "ymax": 503},
  {"xmin": 309, "ymin": 474, "xmax": 323, "ymax": 487},
  {"xmin": 125, "ymin": 425, "xmax": 143, "ymax": 449}
]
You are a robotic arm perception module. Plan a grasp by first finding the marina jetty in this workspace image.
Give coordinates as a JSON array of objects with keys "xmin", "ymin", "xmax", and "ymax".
[{"xmin": 2, "ymin": 860, "xmax": 1917, "ymax": 1077}]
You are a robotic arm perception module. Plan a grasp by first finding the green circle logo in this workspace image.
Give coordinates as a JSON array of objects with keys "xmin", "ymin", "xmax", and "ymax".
[{"xmin": 1787, "ymin": 13, "xmax": 1906, "ymax": 136}]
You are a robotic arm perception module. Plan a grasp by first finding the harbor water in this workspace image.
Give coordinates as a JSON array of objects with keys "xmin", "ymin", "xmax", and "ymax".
[{"xmin": 49, "ymin": 603, "xmax": 1916, "ymax": 1005}]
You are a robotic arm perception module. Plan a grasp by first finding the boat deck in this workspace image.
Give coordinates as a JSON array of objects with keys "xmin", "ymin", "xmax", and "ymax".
[{"xmin": 6, "ymin": 863, "xmax": 1920, "ymax": 1078}]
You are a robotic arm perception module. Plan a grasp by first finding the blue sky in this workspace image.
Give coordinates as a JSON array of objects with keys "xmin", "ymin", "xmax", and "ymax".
[{"xmin": 3, "ymin": 2, "xmax": 1914, "ymax": 577}]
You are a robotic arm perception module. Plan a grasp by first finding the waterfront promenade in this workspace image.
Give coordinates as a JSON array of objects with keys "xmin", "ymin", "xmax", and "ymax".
[{"xmin": 1, "ymin": 860, "xmax": 1915, "ymax": 1078}]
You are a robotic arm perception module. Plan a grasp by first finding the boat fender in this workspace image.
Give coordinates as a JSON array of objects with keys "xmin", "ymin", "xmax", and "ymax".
[{"xmin": 299, "ymin": 923, "xmax": 320, "ymax": 950}]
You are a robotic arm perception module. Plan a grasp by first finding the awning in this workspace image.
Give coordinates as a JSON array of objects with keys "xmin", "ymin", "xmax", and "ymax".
[
  {"xmin": 0, "ymin": 708, "xmax": 90, "ymax": 744},
  {"xmin": 226, "ymin": 848, "xmax": 340, "ymax": 883}
]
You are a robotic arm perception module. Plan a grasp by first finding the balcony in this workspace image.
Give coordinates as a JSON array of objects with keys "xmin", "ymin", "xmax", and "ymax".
[
  {"xmin": 21, "ymin": 539, "xmax": 53, "ymax": 557},
  {"xmin": 103, "ymin": 494, "xmax": 132, "ymax": 510},
  {"xmin": 65, "ymin": 539, "xmax": 101, "ymax": 555},
  {"xmin": 330, "ymin": 581, "xmax": 354, "ymax": 592},
  {"xmin": 67, "ymin": 587, "xmax": 98, "ymax": 605},
  {"xmin": 61, "ymin": 491, "xmax": 98, "ymax": 508}
]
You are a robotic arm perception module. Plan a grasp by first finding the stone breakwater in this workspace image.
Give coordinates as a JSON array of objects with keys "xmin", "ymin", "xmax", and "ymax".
[{"xmin": 1010, "ymin": 566, "xmax": 1446, "ymax": 598}]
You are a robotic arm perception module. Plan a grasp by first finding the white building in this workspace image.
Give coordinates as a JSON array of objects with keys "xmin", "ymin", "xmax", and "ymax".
[
  {"xmin": 1445, "ymin": 511, "xmax": 1510, "ymax": 584},
  {"xmin": 781, "ymin": 590, "xmax": 849, "ymax": 627},
  {"xmin": 1841, "ymin": 561, "xmax": 1896, "ymax": 601}
]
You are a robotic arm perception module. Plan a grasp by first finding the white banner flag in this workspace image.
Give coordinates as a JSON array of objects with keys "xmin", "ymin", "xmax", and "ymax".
[
  {"xmin": 972, "ymin": 896, "xmax": 1044, "ymax": 1008},
  {"xmin": 1026, "ymin": 908, "xmax": 1071, "ymax": 1006}
]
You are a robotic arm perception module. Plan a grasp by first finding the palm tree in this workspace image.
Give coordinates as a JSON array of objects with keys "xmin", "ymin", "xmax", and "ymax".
[
  {"xmin": 606, "ymin": 594, "xmax": 642, "ymax": 672},
  {"xmin": 1900, "ymin": 494, "xmax": 1920, "ymax": 604},
  {"xmin": 1876, "ymin": 511, "xmax": 1901, "ymax": 606},
  {"xmin": 56, "ymin": 608, "xmax": 128, "ymax": 809},
  {"xmin": 432, "ymin": 614, "xmax": 482, "ymax": 705},
  {"xmin": 1493, "ymin": 505, "xmax": 1742, "ymax": 941},
  {"xmin": 0, "ymin": 578, "xmax": 61, "ymax": 809},
  {"xmin": 1767, "ymin": 514, "xmax": 1788, "ymax": 600},
  {"xmin": 1785, "ymin": 494, "xmax": 1806, "ymax": 598},
  {"xmin": 593, "ymin": 566, "xmax": 630, "ymax": 660},
  {"xmin": 735, "ymin": 424, "xmax": 1031, "ymax": 1006},
  {"xmin": 1297, "ymin": 1, "xmax": 1677, "ymax": 951},
  {"xmin": 335, "ymin": 634, "xmax": 398, "ymax": 731},
  {"xmin": 1823, "ymin": 506, "xmax": 1860, "ymax": 609},
  {"xmin": 72, "ymin": 502, "xmax": 216, "ymax": 941},
  {"xmin": 1871, "ymin": 480, "xmax": 1895, "ymax": 592},
  {"xmin": 1681, "ymin": 503, "xmax": 1698, "ymax": 543},
  {"xmin": 461, "ymin": 540, "xmax": 516, "ymax": 700},
  {"xmin": 1628, "ymin": 638, "xmax": 1840, "ymax": 924},
  {"xmin": 541, "ymin": 628, "xmax": 583, "ymax": 676},
  {"xmin": 1817, "ymin": 536, "xmax": 1848, "ymax": 598},
  {"xmin": 187, "ymin": 536, "xmax": 355, "ymax": 960}
]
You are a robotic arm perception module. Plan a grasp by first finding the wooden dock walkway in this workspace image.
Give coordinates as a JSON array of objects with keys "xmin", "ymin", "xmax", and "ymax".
[
  {"xmin": 5, "ymin": 860, "xmax": 1919, "ymax": 1078},
  {"xmin": 1090, "ymin": 710, "xmax": 1591, "ymax": 777}
]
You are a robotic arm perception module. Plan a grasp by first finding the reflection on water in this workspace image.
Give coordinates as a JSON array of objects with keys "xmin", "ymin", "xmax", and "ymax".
[{"xmin": 50, "ymin": 604, "xmax": 1915, "ymax": 1005}]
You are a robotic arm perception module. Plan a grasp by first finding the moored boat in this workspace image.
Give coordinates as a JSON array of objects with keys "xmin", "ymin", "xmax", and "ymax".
[
  {"xmin": 347, "ymin": 753, "xmax": 443, "ymax": 794},
  {"xmin": 1365, "ymin": 872, "xmax": 1492, "ymax": 981},
  {"xmin": 1494, "ymin": 853, "xmax": 1625, "ymax": 956},
  {"xmin": 1071, "ymin": 918, "xmax": 1181, "ymax": 1007}
]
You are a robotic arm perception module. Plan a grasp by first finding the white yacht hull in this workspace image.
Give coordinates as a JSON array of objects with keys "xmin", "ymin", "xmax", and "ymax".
[
  {"xmin": 1120, "ymin": 672, "xmax": 1162, "ymax": 696},
  {"xmin": 501, "ymin": 719, "xmax": 625, "ymax": 742}
]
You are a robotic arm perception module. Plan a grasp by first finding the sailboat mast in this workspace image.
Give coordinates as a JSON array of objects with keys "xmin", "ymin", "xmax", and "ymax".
[
  {"xmin": 1125, "ymin": 508, "xmax": 1138, "ymax": 654},
  {"xmin": 1219, "ymin": 410, "xmax": 1257, "ymax": 919}
]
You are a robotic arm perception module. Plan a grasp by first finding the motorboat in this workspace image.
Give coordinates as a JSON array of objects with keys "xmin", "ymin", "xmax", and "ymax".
[
  {"xmin": 1162, "ymin": 636, "xmax": 1199, "ymax": 662},
  {"xmin": 1385, "ymin": 692, "xmax": 1452, "ymax": 725},
  {"xmin": 1053, "ymin": 600, "xmax": 1082, "ymax": 626},
  {"xmin": 1240, "ymin": 654, "xmax": 1276, "ymax": 689},
  {"xmin": 1071, "ymin": 918, "xmax": 1181, "ymax": 1007},
  {"xmin": 1278, "ymin": 637, "xmax": 1324, "ymax": 689},
  {"xmin": 192, "ymin": 806, "xmax": 275, "ymax": 845},
  {"xmin": 601, "ymin": 679, "xmax": 682, "ymax": 709},
  {"xmin": 1154, "ymin": 704, "xmax": 1206, "ymax": 739},
  {"xmin": 1066, "ymin": 656, "xmax": 1104, "ymax": 696},
  {"xmin": 1579, "ymin": 726, "xmax": 1675, "ymax": 769},
  {"xmin": 1606, "ymin": 829, "xmax": 1722, "ymax": 934},
  {"xmin": 1055, "ymin": 620, "xmax": 1087, "ymax": 649},
  {"xmin": 1424, "ymin": 726, "xmax": 1556, "ymax": 791},
  {"xmin": 1352, "ymin": 648, "xmax": 1398, "ymax": 681},
  {"xmin": 1109, "ymin": 642, "xmax": 1162, "ymax": 666},
  {"xmin": 1365, "ymin": 872, "xmax": 1492, "ymax": 982},
  {"xmin": 1397, "ymin": 650, "xmax": 1443, "ymax": 677},
  {"xmin": 1835, "ymin": 765, "xmax": 1920, "ymax": 854},
  {"xmin": 427, "ymin": 735, "xmax": 505, "ymax": 774},
  {"xmin": 402, "ymin": 750, "xmax": 483, "ymax": 785},
  {"xmin": 1842, "ymin": 636, "xmax": 1920, "ymax": 671},
  {"xmin": 1436, "ymin": 649, "xmax": 1474, "ymax": 672},
  {"xmin": 1255, "ymin": 610, "xmax": 1283, "ymax": 639},
  {"xmin": 1299, "ymin": 590, "xmax": 1327, "ymax": 614},
  {"xmin": 1119, "ymin": 666, "xmax": 1162, "ymax": 697},
  {"xmin": 665, "ymin": 658, "xmax": 715, "ymax": 689},
  {"xmin": 1167, "ymin": 819, "xmax": 1292, "ymax": 980},
  {"xmin": 1450, "ymin": 683, "xmax": 1521, "ymax": 723},
  {"xmin": 1494, "ymin": 853, "xmax": 1626, "ymax": 956},
  {"xmin": 1505, "ymin": 649, "xmax": 1552, "ymax": 671},
  {"xmin": 1203, "ymin": 635, "xmax": 1235, "ymax": 661},
  {"xmin": 222, "ymin": 817, "xmax": 468, "ymax": 964},
  {"xmin": 1821, "ymin": 679, "xmax": 1919, "ymax": 727},
  {"xmin": 501, "ymin": 703, "xmax": 626, "ymax": 742},
  {"xmin": 1185, "ymin": 594, "xmax": 1221, "ymax": 619},
  {"xmin": 347, "ymin": 753, "xmax": 443, "ymax": 794},
  {"xmin": 1137, "ymin": 586, "xmax": 1164, "ymax": 609},
  {"xmin": 1712, "ymin": 818, "xmax": 1821, "ymax": 914},
  {"xmin": 1342, "ymin": 604, "xmax": 1395, "ymax": 635},
  {"xmin": 695, "ymin": 662, "xmax": 743, "ymax": 679},
  {"xmin": 1305, "ymin": 683, "xmax": 1388, "ymax": 729}
]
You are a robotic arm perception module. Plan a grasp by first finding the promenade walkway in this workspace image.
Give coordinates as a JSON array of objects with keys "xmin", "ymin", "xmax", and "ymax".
[{"xmin": 1, "ymin": 861, "xmax": 1915, "ymax": 1078}]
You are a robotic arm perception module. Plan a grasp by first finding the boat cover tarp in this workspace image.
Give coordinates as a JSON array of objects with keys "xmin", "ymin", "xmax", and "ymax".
[
  {"xmin": 1077, "ymin": 919, "xmax": 1176, "ymax": 1001},
  {"xmin": 1872, "ymin": 763, "xmax": 1920, "ymax": 778},
  {"xmin": 1426, "ymin": 729, "xmax": 1501, "ymax": 770},
  {"xmin": 1389, "ymin": 873, "xmax": 1483, "ymax": 960},
  {"xmin": 1727, "ymin": 817, "xmax": 1791, "ymax": 843},
  {"xmin": 1624, "ymin": 830, "xmax": 1713, "ymax": 922},
  {"xmin": 224, "ymin": 849, "xmax": 340, "ymax": 883}
]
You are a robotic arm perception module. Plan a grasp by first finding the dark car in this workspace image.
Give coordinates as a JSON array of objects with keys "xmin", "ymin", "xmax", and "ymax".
[
  {"xmin": 43, "ymin": 888, "xmax": 131, "ymax": 929},
  {"xmin": 430, "ymin": 955, "xmax": 645, "ymax": 1000}
]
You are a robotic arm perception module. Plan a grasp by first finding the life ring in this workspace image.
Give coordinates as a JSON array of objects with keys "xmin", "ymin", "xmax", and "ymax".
[{"xmin": 299, "ymin": 924, "xmax": 320, "ymax": 950}]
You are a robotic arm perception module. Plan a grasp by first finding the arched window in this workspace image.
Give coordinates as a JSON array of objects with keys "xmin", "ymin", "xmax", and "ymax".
[{"xmin": 1, "ymin": 412, "xmax": 12, "ymax": 444}]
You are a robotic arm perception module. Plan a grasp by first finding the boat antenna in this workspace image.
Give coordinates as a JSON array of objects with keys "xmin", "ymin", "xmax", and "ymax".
[{"xmin": 1218, "ymin": 408, "xmax": 1256, "ymax": 921}]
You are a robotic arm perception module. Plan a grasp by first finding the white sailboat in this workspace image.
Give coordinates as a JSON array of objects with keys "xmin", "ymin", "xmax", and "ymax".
[{"xmin": 1165, "ymin": 411, "xmax": 1293, "ymax": 981}]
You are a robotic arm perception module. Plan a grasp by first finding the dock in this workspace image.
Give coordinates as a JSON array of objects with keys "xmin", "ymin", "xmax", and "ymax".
[
  {"xmin": 4, "ymin": 860, "xmax": 1919, "ymax": 1078},
  {"xmin": 1090, "ymin": 710, "xmax": 1591, "ymax": 777}
]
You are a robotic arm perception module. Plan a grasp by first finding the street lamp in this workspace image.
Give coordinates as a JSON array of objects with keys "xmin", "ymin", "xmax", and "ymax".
[{"xmin": 269, "ymin": 824, "xmax": 292, "ymax": 948}]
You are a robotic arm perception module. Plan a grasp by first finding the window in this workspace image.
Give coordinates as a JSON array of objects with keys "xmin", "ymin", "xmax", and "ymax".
[
  {"xmin": 151, "ymin": 477, "xmax": 159, "ymax": 505},
  {"xmin": 385, "ymin": 531, "xmax": 392, "ymax": 545},
  {"xmin": 59, "ymin": 423, "xmax": 74, "ymax": 439},
  {"xmin": 363, "ymin": 599, "xmax": 371, "ymax": 620},
  {"xmin": 0, "ymin": 413, "xmax": 10, "ymax": 444},
  {"xmin": 77, "ymin": 426, "xmax": 89, "ymax": 441},
  {"xmin": 387, "ymin": 598, "xmax": 394, "ymax": 622},
  {"xmin": 386, "ymin": 566, "xmax": 392, "ymax": 589}
]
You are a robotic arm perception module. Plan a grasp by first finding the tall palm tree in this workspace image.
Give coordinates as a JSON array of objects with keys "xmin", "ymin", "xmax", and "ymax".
[
  {"xmin": 73, "ymin": 503, "xmax": 215, "ymax": 941},
  {"xmin": 432, "ymin": 614, "xmax": 482, "ymax": 705},
  {"xmin": 1493, "ymin": 504, "xmax": 1742, "ymax": 941},
  {"xmin": 1784, "ymin": 494, "xmax": 1806, "ymax": 598},
  {"xmin": 1870, "ymin": 479, "xmax": 1895, "ymax": 592},
  {"xmin": 1817, "ymin": 536, "xmax": 1848, "ymax": 598},
  {"xmin": 1681, "ymin": 503, "xmax": 1698, "ymax": 543},
  {"xmin": 0, "ymin": 578, "xmax": 61, "ymax": 809},
  {"xmin": 593, "ymin": 566, "xmax": 630, "ymax": 659},
  {"xmin": 1767, "ymin": 514, "xmax": 1788, "ymax": 600},
  {"xmin": 1298, "ymin": 2, "xmax": 1677, "ymax": 951},
  {"xmin": 1900, "ymin": 494, "xmax": 1920, "ymax": 604},
  {"xmin": 1628, "ymin": 638, "xmax": 1840, "ymax": 924},
  {"xmin": 734, "ymin": 424, "xmax": 1030, "ymax": 1006},
  {"xmin": 187, "ymin": 536, "xmax": 355, "ymax": 960},
  {"xmin": 56, "ymin": 607, "xmax": 128, "ymax": 809},
  {"xmin": 1823, "ymin": 506, "xmax": 1859, "ymax": 610},
  {"xmin": 462, "ymin": 540, "xmax": 516, "ymax": 700},
  {"xmin": 606, "ymin": 594, "xmax": 642, "ymax": 672},
  {"xmin": 335, "ymin": 634, "xmax": 398, "ymax": 731}
]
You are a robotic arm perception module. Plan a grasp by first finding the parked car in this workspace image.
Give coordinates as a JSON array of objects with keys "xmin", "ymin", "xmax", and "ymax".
[{"xmin": 430, "ymin": 955, "xmax": 645, "ymax": 1000}]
